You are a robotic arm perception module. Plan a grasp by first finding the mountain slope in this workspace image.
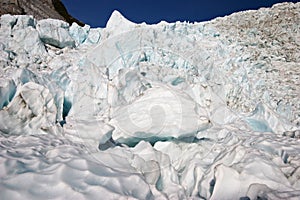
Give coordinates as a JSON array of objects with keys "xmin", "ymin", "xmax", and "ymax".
[{"xmin": 0, "ymin": 0, "xmax": 84, "ymax": 25}]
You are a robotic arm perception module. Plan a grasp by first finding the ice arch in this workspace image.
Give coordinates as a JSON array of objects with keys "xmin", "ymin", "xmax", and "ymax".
[{"xmin": 75, "ymin": 17, "xmax": 220, "ymax": 147}]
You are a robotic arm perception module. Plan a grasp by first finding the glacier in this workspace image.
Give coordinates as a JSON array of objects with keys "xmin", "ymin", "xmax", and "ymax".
[{"xmin": 0, "ymin": 2, "xmax": 300, "ymax": 200}]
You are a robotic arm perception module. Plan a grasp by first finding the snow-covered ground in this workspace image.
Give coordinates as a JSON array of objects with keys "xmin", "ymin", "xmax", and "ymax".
[{"xmin": 0, "ymin": 2, "xmax": 299, "ymax": 199}]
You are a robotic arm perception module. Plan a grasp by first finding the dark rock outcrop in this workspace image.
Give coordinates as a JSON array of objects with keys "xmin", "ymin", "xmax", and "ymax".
[{"xmin": 0, "ymin": 0, "xmax": 84, "ymax": 26}]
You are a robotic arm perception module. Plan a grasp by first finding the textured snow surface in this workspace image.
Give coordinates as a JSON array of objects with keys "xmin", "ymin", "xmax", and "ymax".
[{"xmin": 0, "ymin": 2, "xmax": 300, "ymax": 200}]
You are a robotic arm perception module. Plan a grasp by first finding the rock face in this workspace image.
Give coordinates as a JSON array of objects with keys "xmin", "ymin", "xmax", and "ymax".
[{"xmin": 0, "ymin": 0, "xmax": 84, "ymax": 26}]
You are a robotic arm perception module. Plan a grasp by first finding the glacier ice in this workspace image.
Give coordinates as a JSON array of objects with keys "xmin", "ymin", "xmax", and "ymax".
[
  {"xmin": 0, "ymin": 2, "xmax": 300, "ymax": 200},
  {"xmin": 110, "ymin": 84, "xmax": 211, "ymax": 145},
  {"xmin": 0, "ymin": 79, "xmax": 15, "ymax": 109},
  {"xmin": 69, "ymin": 23, "xmax": 91, "ymax": 46},
  {"xmin": 36, "ymin": 19, "xmax": 75, "ymax": 48},
  {"xmin": 0, "ymin": 82, "xmax": 60, "ymax": 135}
]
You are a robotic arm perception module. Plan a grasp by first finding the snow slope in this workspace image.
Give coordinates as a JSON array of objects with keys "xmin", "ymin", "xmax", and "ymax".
[{"xmin": 0, "ymin": 2, "xmax": 300, "ymax": 199}]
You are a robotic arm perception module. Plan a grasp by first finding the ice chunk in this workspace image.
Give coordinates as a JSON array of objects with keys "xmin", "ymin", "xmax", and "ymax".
[
  {"xmin": 67, "ymin": 61, "xmax": 108, "ymax": 119},
  {"xmin": 0, "ymin": 14, "xmax": 17, "ymax": 31},
  {"xmin": 84, "ymin": 28, "xmax": 101, "ymax": 44},
  {"xmin": 0, "ymin": 82, "xmax": 60, "ymax": 135},
  {"xmin": 110, "ymin": 84, "xmax": 211, "ymax": 145},
  {"xmin": 69, "ymin": 23, "xmax": 90, "ymax": 46},
  {"xmin": 13, "ymin": 15, "xmax": 36, "ymax": 29},
  {"xmin": 1, "ymin": 16, "xmax": 46, "ymax": 56},
  {"xmin": 130, "ymin": 141, "xmax": 186, "ymax": 199},
  {"xmin": 36, "ymin": 19, "xmax": 75, "ymax": 48},
  {"xmin": 9, "ymin": 27, "xmax": 47, "ymax": 56},
  {"xmin": 0, "ymin": 79, "xmax": 16, "ymax": 109},
  {"xmin": 63, "ymin": 118, "xmax": 114, "ymax": 150},
  {"xmin": 210, "ymin": 160, "xmax": 293, "ymax": 199},
  {"xmin": 244, "ymin": 103, "xmax": 294, "ymax": 134},
  {"xmin": 245, "ymin": 118, "xmax": 272, "ymax": 132},
  {"xmin": 0, "ymin": 43, "xmax": 9, "ymax": 68}
]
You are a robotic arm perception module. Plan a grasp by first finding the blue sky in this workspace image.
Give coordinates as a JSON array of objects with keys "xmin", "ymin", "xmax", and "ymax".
[{"xmin": 61, "ymin": 0, "xmax": 299, "ymax": 27}]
